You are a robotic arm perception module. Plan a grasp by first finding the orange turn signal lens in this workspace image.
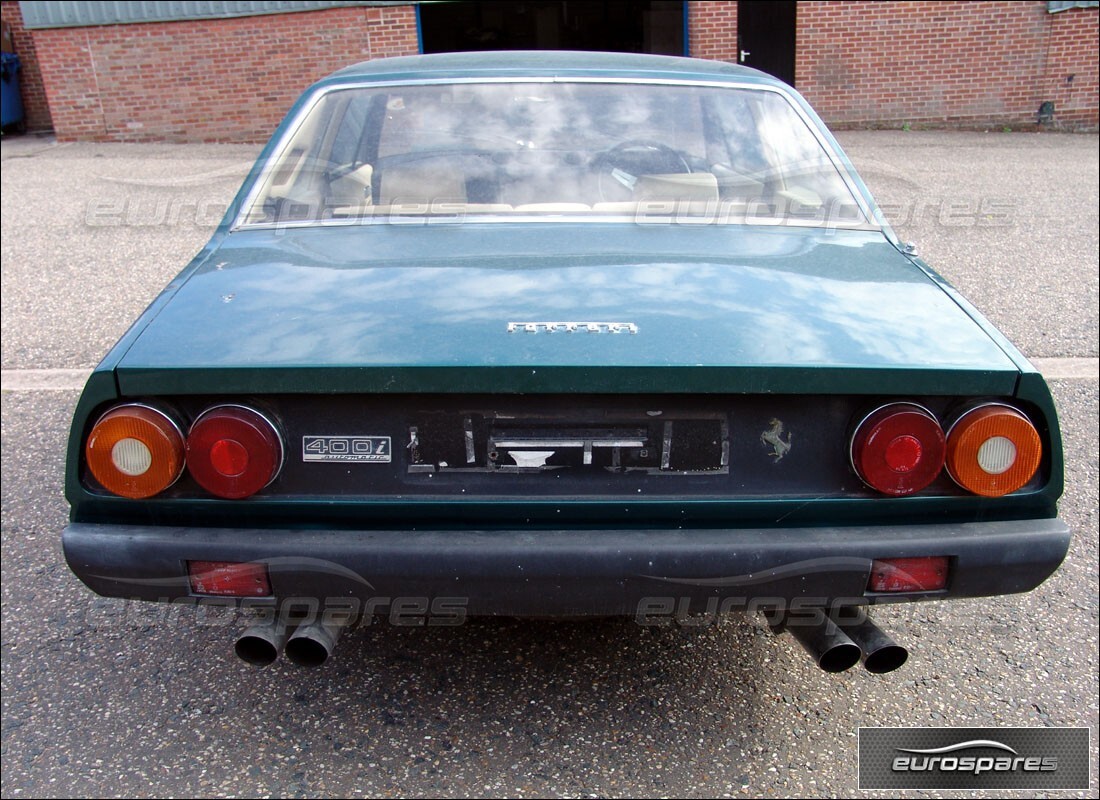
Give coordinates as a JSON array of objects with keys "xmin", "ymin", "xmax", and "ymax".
[
  {"xmin": 85, "ymin": 404, "xmax": 185, "ymax": 499},
  {"xmin": 945, "ymin": 404, "xmax": 1041, "ymax": 497}
]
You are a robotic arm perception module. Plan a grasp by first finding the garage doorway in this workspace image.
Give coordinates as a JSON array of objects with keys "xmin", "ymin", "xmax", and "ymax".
[
  {"xmin": 419, "ymin": 1, "xmax": 686, "ymax": 56},
  {"xmin": 737, "ymin": 0, "xmax": 797, "ymax": 86}
]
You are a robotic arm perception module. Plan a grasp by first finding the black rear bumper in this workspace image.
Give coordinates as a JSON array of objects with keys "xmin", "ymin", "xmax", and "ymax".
[{"xmin": 62, "ymin": 518, "xmax": 1071, "ymax": 616}]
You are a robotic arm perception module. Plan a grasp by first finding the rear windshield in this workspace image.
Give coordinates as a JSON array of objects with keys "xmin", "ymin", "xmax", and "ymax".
[{"xmin": 239, "ymin": 81, "xmax": 867, "ymax": 228}]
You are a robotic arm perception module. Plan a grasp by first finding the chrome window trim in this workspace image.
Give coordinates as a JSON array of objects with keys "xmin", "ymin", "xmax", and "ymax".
[
  {"xmin": 232, "ymin": 214, "xmax": 881, "ymax": 233},
  {"xmin": 231, "ymin": 76, "xmax": 879, "ymax": 232}
]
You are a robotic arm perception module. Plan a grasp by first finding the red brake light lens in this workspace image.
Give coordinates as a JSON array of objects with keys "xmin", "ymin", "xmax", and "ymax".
[
  {"xmin": 868, "ymin": 556, "xmax": 950, "ymax": 592},
  {"xmin": 946, "ymin": 404, "xmax": 1042, "ymax": 497},
  {"xmin": 85, "ymin": 404, "xmax": 185, "ymax": 499},
  {"xmin": 188, "ymin": 560, "xmax": 271, "ymax": 597},
  {"xmin": 186, "ymin": 406, "xmax": 283, "ymax": 499},
  {"xmin": 850, "ymin": 403, "xmax": 946, "ymax": 496}
]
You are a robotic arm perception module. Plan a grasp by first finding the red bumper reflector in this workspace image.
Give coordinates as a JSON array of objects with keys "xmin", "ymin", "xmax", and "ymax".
[
  {"xmin": 188, "ymin": 560, "xmax": 271, "ymax": 597},
  {"xmin": 868, "ymin": 556, "xmax": 949, "ymax": 592}
]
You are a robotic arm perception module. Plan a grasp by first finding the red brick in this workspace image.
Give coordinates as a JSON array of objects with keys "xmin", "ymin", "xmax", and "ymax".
[
  {"xmin": 1, "ymin": 0, "xmax": 52, "ymax": 130},
  {"xmin": 14, "ymin": 0, "xmax": 1099, "ymax": 139},
  {"xmin": 689, "ymin": 1, "xmax": 738, "ymax": 62},
  {"xmin": 30, "ymin": 5, "xmax": 418, "ymax": 142},
  {"xmin": 796, "ymin": 0, "xmax": 1097, "ymax": 128}
]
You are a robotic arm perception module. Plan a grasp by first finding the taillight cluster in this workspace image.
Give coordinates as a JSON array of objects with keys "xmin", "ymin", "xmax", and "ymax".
[
  {"xmin": 851, "ymin": 401, "xmax": 1042, "ymax": 497},
  {"xmin": 85, "ymin": 404, "xmax": 283, "ymax": 500},
  {"xmin": 84, "ymin": 405, "xmax": 186, "ymax": 499},
  {"xmin": 945, "ymin": 404, "xmax": 1042, "ymax": 497},
  {"xmin": 850, "ymin": 404, "xmax": 945, "ymax": 496},
  {"xmin": 186, "ymin": 406, "xmax": 284, "ymax": 499}
]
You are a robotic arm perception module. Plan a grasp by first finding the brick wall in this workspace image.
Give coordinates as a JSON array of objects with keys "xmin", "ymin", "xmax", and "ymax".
[
  {"xmin": 1043, "ymin": 3, "xmax": 1099, "ymax": 127},
  {"xmin": 19, "ymin": 1, "xmax": 1098, "ymax": 139},
  {"xmin": 795, "ymin": 1, "xmax": 1099, "ymax": 129},
  {"xmin": 32, "ymin": 4, "xmax": 419, "ymax": 142},
  {"xmin": 688, "ymin": 1, "xmax": 738, "ymax": 61},
  {"xmin": 1, "ymin": 0, "xmax": 52, "ymax": 131}
]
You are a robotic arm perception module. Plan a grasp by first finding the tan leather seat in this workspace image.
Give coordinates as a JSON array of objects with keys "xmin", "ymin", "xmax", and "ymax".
[
  {"xmin": 378, "ymin": 162, "xmax": 467, "ymax": 205},
  {"xmin": 513, "ymin": 203, "xmax": 592, "ymax": 213},
  {"xmin": 633, "ymin": 172, "xmax": 719, "ymax": 202},
  {"xmin": 327, "ymin": 163, "xmax": 375, "ymax": 207}
]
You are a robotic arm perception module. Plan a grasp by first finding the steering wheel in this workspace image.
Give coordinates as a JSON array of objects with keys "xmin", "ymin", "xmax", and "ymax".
[{"xmin": 592, "ymin": 140, "xmax": 691, "ymax": 202}]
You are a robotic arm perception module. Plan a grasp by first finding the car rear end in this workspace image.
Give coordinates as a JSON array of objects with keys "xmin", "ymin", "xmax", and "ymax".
[
  {"xmin": 60, "ymin": 54, "xmax": 1071, "ymax": 670},
  {"xmin": 62, "ymin": 346, "xmax": 1070, "ymax": 671}
]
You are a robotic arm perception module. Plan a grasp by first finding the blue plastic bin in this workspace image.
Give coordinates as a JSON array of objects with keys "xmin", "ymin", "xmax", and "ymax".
[{"xmin": 1, "ymin": 52, "xmax": 25, "ymax": 130}]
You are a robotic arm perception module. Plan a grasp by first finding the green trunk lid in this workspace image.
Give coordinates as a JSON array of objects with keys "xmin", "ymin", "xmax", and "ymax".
[{"xmin": 115, "ymin": 224, "xmax": 1019, "ymax": 396}]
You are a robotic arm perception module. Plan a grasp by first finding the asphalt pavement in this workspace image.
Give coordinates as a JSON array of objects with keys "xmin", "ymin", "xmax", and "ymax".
[{"xmin": 1, "ymin": 130, "xmax": 1097, "ymax": 798}]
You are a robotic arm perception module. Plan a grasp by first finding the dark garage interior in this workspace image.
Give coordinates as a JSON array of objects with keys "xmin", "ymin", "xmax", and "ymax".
[{"xmin": 419, "ymin": 1, "xmax": 686, "ymax": 56}]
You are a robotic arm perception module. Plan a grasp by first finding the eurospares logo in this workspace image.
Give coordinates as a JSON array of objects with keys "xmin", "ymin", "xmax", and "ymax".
[
  {"xmin": 893, "ymin": 739, "xmax": 1056, "ymax": 774},
  {"xmin": 858, "ymin": 727, "xmax": 1090, "ymax": 790}
]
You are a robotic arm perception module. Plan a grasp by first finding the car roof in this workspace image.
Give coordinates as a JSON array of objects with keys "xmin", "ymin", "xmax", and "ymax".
[{"xmin": 324, "ymin": 50, "xmax": 780, "ymax": 87}]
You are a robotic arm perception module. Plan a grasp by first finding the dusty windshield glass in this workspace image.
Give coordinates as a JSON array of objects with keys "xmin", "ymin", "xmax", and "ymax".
[{"xmin": 240, "ymin": 82, "xmax": 867, "ymax": 227}]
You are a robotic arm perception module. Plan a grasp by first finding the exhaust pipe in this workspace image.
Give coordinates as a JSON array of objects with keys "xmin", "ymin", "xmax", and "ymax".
[
  {"xmin": 781, "ymin": 615, "xmax": 862, "ymax": 673},
  {"xmin": 284, "ymin": 616, "xmax": 351, "ymax": 668},
  {"xmin": 838, "ymin": 616, "xmax": 909, "ymax": 674},
  {"xmin": 235, "ymin": 619, "xmax": 288, "ymax": 667}
]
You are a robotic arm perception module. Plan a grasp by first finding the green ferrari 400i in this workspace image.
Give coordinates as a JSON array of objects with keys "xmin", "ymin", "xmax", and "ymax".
[{"xmin": 63, "ymin": 52, "xmax": 1069, "ymax": 672}]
